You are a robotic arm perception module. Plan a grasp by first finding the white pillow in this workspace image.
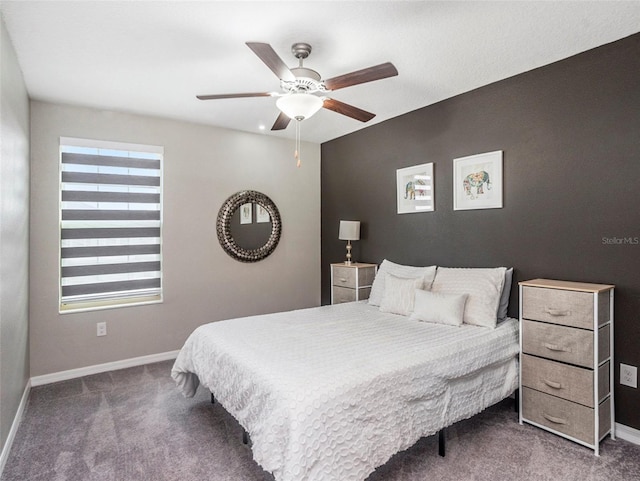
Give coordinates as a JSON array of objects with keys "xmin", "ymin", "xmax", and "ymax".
[
  {"xmin": 498, "ymin": 267, "xmax": 513, "ymax": 321},
  {"xmin": 409, "ymin": 289, "xmax": 468, "ymax": 326},
  {"xmin": 368, "ymin": 260, "xmax": 437, "ymax": 306},
  {"xmin": 431, "ymin": 267, "xmax": 506, "ymax": 328},
  {"xmin": 379, "ymin": 273, "xmax": 423, "ymax": 316}
]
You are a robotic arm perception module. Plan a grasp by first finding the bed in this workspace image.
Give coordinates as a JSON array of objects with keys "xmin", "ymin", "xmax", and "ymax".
[{"xmin": 172, "ymin": 263, "xmax": 519, "ymax": 481}]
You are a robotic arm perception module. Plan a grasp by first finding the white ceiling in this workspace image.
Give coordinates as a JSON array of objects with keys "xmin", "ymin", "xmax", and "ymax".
[{"xmin": 2, "ymin": 1, "xmax": 639, "ymax": 144}]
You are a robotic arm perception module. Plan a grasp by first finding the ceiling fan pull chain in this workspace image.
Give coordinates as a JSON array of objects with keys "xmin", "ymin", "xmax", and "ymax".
[{"xmin": 295, "ymin": 120, "xmax": 302, "ymax": 168}]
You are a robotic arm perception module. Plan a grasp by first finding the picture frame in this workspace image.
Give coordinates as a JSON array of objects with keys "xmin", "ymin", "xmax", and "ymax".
[
  {"xmin": 256, "ymin": 204, "xmax": 270, "ymax": 223},
  {"xmin": 240, "ymin": 202, "xmax": 252, "ymax": 224},
  {"xmin": 396, "ymin": 163, "xmax": 434, "ymax": 214},
  {"xmin": 453, "ymin": 150, "xmax": 503, "ymax": 210}
]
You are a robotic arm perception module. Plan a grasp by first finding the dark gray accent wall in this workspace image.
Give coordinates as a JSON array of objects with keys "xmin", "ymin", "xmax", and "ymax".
[{"xmin": 321, "ymin": 33, "xmax": 640, "ymax": 429}]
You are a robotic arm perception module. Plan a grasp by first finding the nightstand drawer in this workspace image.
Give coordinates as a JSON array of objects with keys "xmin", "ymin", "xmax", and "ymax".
[
  {"xmin": 522, "ymin": 387, "xmax": 611, "ymax": 445},
  {"xmin": 332, "ymin": 266, "xmax": 357, "ymax": 288},
  {"xmin": 521, "ymin": 354, "xmax": 610, "ymax": 407},
  {"xmin": 332, "ymin": 286, "xmax": 371, "ymax": 304},
  {"xmin": 522, "ymin": 286, "xmax": 595, "ymax": 329},
  {"xmin": 332, "ymin": 265, "xmax": 376, "ymax": 288}
]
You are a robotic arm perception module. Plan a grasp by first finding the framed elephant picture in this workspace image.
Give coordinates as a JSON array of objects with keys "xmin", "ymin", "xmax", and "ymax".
[
  {"xmin": 396, "ymin": 163, "xmax": 434, "ymax": 214},
  {"xmin": 453, "ymin": 150, "xmax": 503, "ymax": 210}
]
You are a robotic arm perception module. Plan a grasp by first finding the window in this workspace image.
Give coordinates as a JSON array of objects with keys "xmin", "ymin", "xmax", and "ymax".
[{"xmin": 59, "ymin": 137, "xmax": 163, "ymax": 312}]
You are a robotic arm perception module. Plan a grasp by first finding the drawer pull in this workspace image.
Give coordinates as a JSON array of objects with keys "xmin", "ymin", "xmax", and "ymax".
[
  {"xmin": 542, "ymin": 413, "xmax": 567, "ymax": 425},
  {"xmin": 544, "ymin": 308, "xmax": 570, "ymax": 317},
  {"xmin": 543, "ymin": 379, "xmax": 563, "ymax": 389},
  {"xmin": 339, "ymin": 278, "xmax": 347, "ymax": 283},
  {"xmin": 543, "ymin": 343, "xmax": 571, "ymax": 353}
]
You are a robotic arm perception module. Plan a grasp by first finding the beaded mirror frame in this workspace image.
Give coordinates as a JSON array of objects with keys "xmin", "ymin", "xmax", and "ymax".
[{"xmin": 216, "ymin": 190, "xmax": 282, "ymax": 262}]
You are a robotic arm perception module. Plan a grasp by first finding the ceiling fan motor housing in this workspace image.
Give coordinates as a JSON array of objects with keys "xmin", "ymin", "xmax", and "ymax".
[
  {"xmin": 281, "ymin": 43, "xmax": 326, "ymax": 94},
  {"xmin": 282, "ymin": 67, "xmax": 325, "ymax": 94}
]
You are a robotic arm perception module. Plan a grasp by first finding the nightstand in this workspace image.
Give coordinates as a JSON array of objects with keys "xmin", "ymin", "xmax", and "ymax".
[
  {"xmin": 519, "ymin": 278, "xmax": 615, "ymax": 455},
  {"xmin": 330, "ymin": 263, "xmax": 377, "ymax": 304}
]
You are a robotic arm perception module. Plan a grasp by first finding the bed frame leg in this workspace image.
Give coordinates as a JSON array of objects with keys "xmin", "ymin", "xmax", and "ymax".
[
  {"xmin": 211, "ymin": 393, "xmax": 215, "ymax": 404},
  {"xmin": 514, "ymin": 388, "xmax": 519, "ymax": 413},
  {"xmin": 242, "ymin": 430, "xmax": 249, "ymax": 445},
  {"xmin": 438, "ymin": 429, "xmax": 445, "ymax": 457}
]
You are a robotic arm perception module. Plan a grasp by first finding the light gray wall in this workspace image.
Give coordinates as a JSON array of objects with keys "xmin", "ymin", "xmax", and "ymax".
[
  {"xmin": 30, "ymin": 101, "xmax": 321, "ymax": 377},
  {"xmin": 0, "ymin": 16, "xmax": 30, "ymax": 451}
]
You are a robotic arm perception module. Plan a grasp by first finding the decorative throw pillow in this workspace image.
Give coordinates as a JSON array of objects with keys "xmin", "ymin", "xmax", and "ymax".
[
  {"xmin": 368, "ymin": 260, "xmax": 437, "ymax": 306},
  {"xmin": 379, "ymin": 273, "xmax": 424, "ymax": 316},
  {"xmin": 431, "ymin": 267, "xmax": 506, "ymax": 328},
  {"xmin": 497, "ymin": 267, "xmax": 513, "ymax": 321},
  {"xmin": 409, "ymin": 289, "xmax": 468, "ymax": 326}
]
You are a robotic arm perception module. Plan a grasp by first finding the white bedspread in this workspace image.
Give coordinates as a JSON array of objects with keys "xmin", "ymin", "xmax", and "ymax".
[{"xmin": 172, "ymin": 301, "xmax": 519, "ymax": 481}]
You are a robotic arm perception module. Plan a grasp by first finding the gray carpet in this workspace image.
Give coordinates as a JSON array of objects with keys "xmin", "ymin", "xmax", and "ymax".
[{"xmin": 2, "ymin": 360, "xmax": 639, "ymax": 481}]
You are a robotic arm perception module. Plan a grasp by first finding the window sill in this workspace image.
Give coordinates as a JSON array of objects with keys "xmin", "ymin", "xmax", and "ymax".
[{"xmin": 59, "ymin": 295, "xmax": 162, "ymax": 314}]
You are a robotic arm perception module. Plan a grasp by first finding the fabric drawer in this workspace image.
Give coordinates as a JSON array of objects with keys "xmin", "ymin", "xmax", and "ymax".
[
  {"xmin": 356, "ymin": 267, "xmax": 376, "ymax": 287},
  {"xmin": 522, "ymin": 387, "xmax": 611, "ymax": 445},
  {"xmin": 332, "ymin": 286, "xmax": 356, "ymax": 303},
  {"xmin": 521, "ymin": 354, "xmax": 609, "ymax": 407},
  {"xmin": 522, "ymin": 320, "xmax": 594, "ymax": 368},
  {"xmin": 597, "ymin": 325, "xmax": 611, "ymax": 366},
  {"xmin": 522, "ymin": 286, "xmax": 595, "ymax": 329},
  {"xmin": 598, "ymin": 360, "xmax": 611, "ymax": 403},
  {"xmin": 358, "ymin": 287, "xmax": 371, "ymax": 300},
  {"xmin": 333, "ymin": 265, "xmax": 376, "ymax": 288},
  {"xmin": 333, "ymin": 267, "xmax": 356, "ymax": 288}
]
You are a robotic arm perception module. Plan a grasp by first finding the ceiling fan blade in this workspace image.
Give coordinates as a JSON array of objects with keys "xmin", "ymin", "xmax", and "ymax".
[
  {"xmin": 271, "ymin": 112, "xmax": 291, "ymax": 131},
  {"xmin": 323, "ymin": 98, "xmax": 376, "ymax": 122},
  {"xmin": 246, "ymin": 42, "xmax": 296, "ymax": 82},
  {"xmin": 324, "ymin": 62, "xmax": 398, "ymax": 91},
  {"xmin": 196, "ymin": 92, "xmax": 273, "ymax": 100}
]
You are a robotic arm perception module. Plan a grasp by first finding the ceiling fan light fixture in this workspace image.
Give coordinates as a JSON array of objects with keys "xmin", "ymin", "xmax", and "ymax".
[{"xmin": 276, "ymin": 93, "xmax": 323, "ymax": 121}]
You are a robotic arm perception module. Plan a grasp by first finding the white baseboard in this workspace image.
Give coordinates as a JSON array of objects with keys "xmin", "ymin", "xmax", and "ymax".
[
  {"xmin": 0, "ymin": 379, "xmax": 31, "ymax": 476},
  {"xmin": 616, "ymin": 422, "xmax": 640, "ymax": 446},
  {"xmin": 30, "ymin": 350, "xmax": 180, "ymax": 387}
]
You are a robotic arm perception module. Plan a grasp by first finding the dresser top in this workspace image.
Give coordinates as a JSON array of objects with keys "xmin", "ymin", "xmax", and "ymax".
[{"xmin": 519, "ymin": 278, "xmax": 614, "ymax": 293}]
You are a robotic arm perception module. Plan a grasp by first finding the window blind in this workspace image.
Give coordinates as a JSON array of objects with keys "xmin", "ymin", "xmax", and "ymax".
[{"xmin": 60, "ymin": 139, "xmax": 163, "ymax": 311}]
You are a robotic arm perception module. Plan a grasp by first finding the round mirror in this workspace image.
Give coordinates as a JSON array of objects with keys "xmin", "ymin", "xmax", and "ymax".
[{"xmin": 216, "ymin": 190, "xmax": 282, "ymax": 262}]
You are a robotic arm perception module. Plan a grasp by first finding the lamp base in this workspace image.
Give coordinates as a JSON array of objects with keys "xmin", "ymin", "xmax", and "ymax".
[{"xmin": 344, "ymin": 240, "xmax": 353, "ymax": 265}]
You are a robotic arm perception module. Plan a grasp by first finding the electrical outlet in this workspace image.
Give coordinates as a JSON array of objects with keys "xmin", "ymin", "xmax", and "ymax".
[
  {"xmin": 620, "ymin": 363, "xmax": 637, "ymax": 388},
  {"xmin": 96, "ymin": 322, "xmax": 107, "ymax": 337}
]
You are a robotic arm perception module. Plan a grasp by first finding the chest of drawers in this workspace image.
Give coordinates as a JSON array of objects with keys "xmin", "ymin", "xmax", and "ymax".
[
  {"xmin": 519, "ymin": 278, "xmax": 615, "ymax": 455},
  {"xmin": 331, "ymin": 263, "xmax": 377, "ymax": 304}
]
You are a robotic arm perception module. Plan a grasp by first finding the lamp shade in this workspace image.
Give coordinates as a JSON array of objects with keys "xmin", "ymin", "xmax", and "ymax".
[
  {"xmin": 338, "ymin": 220, "xmax": 360, "ymax": 241},
  {"xmin": 276, "ymin": 93, "xmax": 323, "ymax": 120}
]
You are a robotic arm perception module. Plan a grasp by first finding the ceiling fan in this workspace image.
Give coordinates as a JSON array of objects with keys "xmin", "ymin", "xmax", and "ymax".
[{"xmin": 196, "ymin": 42, "xmax": 398, "ymax": 131}]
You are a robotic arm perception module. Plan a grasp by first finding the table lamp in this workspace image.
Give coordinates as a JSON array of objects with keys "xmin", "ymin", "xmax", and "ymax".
[{"xmin": 338, "ymin": 220, "xmax": 360, "ymax": 265}]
